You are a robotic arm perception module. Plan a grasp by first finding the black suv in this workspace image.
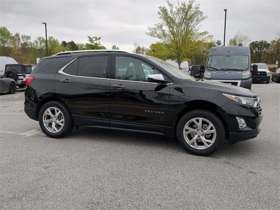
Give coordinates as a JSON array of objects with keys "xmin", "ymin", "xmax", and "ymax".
[{"xmin": 24, "ymin": 50, "xmax": 263, "ymax": 155}]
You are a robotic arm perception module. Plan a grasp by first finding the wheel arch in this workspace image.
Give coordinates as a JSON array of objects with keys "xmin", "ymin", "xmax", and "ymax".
[
  {"xmin": 174, "ymin": 100, "xmax": 229, "ymax": 140},
  {"xmin": 35, "ymin": 95, "xmax": 72, "ymax": 122}
]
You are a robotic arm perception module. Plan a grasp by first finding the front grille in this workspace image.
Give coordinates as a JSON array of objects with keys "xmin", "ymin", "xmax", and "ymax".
[
  {"xmin": 253, "ymin": 97, "xmax": 262, "ymax": 115},
  {"xmin": 252, "ymin": 71, "xmax": 267, "ymax": 76},
  {"xmin": 222, "ymin": 82, "xmax": 238, "ymax": 86}
]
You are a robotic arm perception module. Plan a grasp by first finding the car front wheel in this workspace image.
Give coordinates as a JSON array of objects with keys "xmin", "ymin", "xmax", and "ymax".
[
  {"xmin": 39, "ymin": 101, "xmax": 73, "ymax": 138},
  {"xmin": 176, "ymin": 110, "xmax": 225, "ymax": 156}
]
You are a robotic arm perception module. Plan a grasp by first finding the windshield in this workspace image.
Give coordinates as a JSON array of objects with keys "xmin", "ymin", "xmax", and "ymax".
[
  {"xmin": 207, "ymin": 55, "xmax": 249, "ymax": 71},
  {"xmin": 144, "ymin": 55, "xmax": 194, "ymax": 80},
  {"xmin": 255, "ymin": 64, "xmax": 268, "ymax": 69}
]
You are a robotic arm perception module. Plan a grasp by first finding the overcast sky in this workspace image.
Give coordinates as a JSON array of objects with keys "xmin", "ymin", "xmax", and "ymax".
[{"xmin": 1, "ymin": 0, "xmax": 279, "ymax": 52}]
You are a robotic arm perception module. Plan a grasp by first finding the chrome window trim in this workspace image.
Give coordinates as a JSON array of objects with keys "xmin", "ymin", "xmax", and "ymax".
[{"xmin": 58, "ymin": 58, "xmax": 173, "ymax": 85}]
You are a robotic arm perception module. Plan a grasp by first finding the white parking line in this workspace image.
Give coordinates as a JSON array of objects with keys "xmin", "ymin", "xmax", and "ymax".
[
  {"xmin": 0, "ymin": 129, "xmax": 42, "ymax": 137},
  {"xmin": 19, "ymin": 129, "xmax": 43, "ymax": 137}
]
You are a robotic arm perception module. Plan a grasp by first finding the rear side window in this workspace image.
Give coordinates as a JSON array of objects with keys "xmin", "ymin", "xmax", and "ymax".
[
  {"xmin": 33, "ymin": 57, "xmax": 73, "ymax": 74},
  {"xmin": 76, "ymin": 56, "xmax": 108, "ymax": 78},
  {"xmin": 6, "ymin": 65, "xmax": 24, "ymax": 73}
]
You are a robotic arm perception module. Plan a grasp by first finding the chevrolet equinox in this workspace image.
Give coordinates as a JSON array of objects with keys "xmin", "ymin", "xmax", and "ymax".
[{"xmin": 24, "ymin": 50, "xmax": 263, "ymax": 155}]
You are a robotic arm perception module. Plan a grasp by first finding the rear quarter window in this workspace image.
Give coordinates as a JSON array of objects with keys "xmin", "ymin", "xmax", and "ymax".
[{"xmin": 33, "ymin": 56, "xmax": 74, "ymax": 74}]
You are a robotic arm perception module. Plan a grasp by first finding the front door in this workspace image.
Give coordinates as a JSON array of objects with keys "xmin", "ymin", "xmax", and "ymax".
[{"xmin": 109, "ymin": 55, "xmax": 170, "ymax": 134}]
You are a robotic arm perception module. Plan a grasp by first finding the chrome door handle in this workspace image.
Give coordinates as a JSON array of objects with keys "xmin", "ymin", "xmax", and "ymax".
[
  {"xmin": 60, "ymin": 79, "xmax": 72, "ymax": 83},
  {"xmin": 111, "ymin": 84, "xmax": 125, "ymax": 89}
]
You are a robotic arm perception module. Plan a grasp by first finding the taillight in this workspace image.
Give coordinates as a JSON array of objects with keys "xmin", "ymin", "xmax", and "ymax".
[{"xmin": 25, "ymin": 77, "xmax": 35, "ymax": 86}]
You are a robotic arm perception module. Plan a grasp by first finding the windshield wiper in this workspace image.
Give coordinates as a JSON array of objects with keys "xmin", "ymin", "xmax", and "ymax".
[
  {"xmin": 208, "ymin": 66, "xmax": 220, "ymax": 71},
  {"xmin": 222, "ymin": 68, "xmax": 244, "ymax": 71}
]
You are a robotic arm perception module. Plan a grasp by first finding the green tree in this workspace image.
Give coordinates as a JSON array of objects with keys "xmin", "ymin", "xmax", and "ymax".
[
  {"xmin": 146, "ymin": 42, "xmax": 170, "ymax": 60},
  {"xmin": 147, "ymin": 0, "xmax": 209, "ymax": 67},
  {"xmin": 190, "ymin": 40, "xmax": 216, "ymax": 64},
  {"xmin": 112, "ymin": 45, "xmax": 119, "ymax": 50},
  {"xmin": 0, "ymin": 26, "xmax": 12, "ymax": 47},
  {"xmin": 228, "ymin": 32, "xmax": 250, "ymax": 46},
  {"xmin": 216, "ymin": 40, "xmax": 222, "ymax": 46},
  {"xmin": 85, "ymin": 36, "xmax": 106, "ymax": 49},
  {"xmin": 250, "ymin": 40, "xmax": 270, "ymax": 62},
  {"xmin": 267, "ymin": 34, "xmax": 280, "ymax": 65}
]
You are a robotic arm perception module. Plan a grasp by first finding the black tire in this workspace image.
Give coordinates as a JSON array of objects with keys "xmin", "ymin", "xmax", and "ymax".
[
  {"xmin": 266, "ymin": 79, "xmax": 270, "ymax": 84},
  {"xmin": 176, "ymin": 109, "xmax": 225, "ymax": 156},
  {"xmin": 38, "ymin": 101, "xmax": 73, "ymax": 138},
  {"xmin": 193, "ymin": 69, "xmax": 201, "ymax": 78},
  {"xmin": 6, "ymin": 70, "xmax": 18, "ymax": 81},
  {"xmin": 8, "ymin": 82, "xmax": 16, "ymax": 94}
]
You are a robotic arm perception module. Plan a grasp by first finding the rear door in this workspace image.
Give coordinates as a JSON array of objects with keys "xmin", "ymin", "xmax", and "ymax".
[
  {"xmin": 109, "ymin": 55, "xmax": 170, "ymax": 134},
  {"xmin": 55, "ymin": 54, "xmax": 111, "ymax": 127}
]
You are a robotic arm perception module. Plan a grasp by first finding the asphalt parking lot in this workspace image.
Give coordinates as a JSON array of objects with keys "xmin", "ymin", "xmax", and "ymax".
[{"xmin": 0, "ymin": 83, "xmax": 279, "ymax": 210}]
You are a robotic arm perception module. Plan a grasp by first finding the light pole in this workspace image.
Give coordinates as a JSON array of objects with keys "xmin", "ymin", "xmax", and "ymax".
[
  {"xmin": 42, "ymin": 22, "xmax": 48, "ymax": 56},
  {"xmin": 223, "ymin": 9, "xmax": 227, "ymax": 46}
]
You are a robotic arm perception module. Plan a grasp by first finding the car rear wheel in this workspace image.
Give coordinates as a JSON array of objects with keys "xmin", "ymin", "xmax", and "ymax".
[
  {"xmin": 8, "ymin": 82, "xmax": 16, "ymax": 94},
  {"xmin": 176, "ymin": 110, "xmax": 225, "ymax": 156},
  {"xmin": 39, "ymin": 101, "xmax": 73, "ymax": 138}
]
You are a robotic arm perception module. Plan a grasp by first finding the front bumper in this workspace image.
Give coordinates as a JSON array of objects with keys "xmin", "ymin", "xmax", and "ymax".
[
  {"xmin": 252, "ymin": 75, "xmax": 270, "ymax": 82},
  {"xmin": 228, "ymin": 126, "xmax": 261, "ymax": 144}
]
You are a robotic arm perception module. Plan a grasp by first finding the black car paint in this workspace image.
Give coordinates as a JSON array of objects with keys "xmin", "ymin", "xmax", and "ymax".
[{"xmin": 24, "ymin": 52, "xmax": 262, "ymax": 144}]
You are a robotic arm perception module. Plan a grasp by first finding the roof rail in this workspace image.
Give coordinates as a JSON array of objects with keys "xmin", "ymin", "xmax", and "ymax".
[{"xmin": 55, "ymin": 49, "xmax": 131, "ymax": 56}]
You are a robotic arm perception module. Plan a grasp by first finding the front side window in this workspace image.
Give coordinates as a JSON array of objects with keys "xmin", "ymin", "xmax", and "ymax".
[
  {"xmin": 207, "ymin": 55, "xmax": 249, "ymax": 70},
  {"xmin": 74, "ymin": 55, "xmax": 108, "ymax": 78},
  {"xmin": 115, "ymin": 56, "xmax": 160, "ymax": 82}
]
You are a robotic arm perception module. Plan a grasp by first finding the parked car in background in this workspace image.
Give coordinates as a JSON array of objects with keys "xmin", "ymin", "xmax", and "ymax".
[
  {"xmin": 0, "ymin": 56, "xmax": 18, "ymax": 76},
  {"xmin": 24, "ymin": 50, "xmax": 263, "ymax": 156},
  {"xmin": 272, "ymin": 68, "xmax": 280, "ymax": 83},
  {"xmin": 4, "ymin": 64, "xmax": 32, "ymax": 88},
  {"xmin": 251, "ymin": 63, "xmax": 270, "ymax": 84},
  {"xmin": 0, "ymin": 76, "xmax": 16, "ymax": 94},
  {"xmin": 189, "ymin": 65, "xmax": 204, "ymax": 79}
]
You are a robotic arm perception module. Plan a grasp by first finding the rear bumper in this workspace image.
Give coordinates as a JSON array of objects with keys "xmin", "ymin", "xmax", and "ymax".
[{"xmin": 24, "ymin": 107, "xmax": 37, "ymax": 121}]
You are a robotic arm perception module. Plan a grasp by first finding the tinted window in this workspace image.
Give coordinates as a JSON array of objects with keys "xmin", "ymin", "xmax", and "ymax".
[
  {"xmin": 64, "ymin": 59, "xmax": 78, "ymax": 75},
  {"xmin": 33, "ymin": 57, "xmax": 73, "ymax": 74},
  {"xmin": 6, "ymin": 65, "xmax": 24, "ymax": 73},
  {"xmin": 145, "ymin": 56, "xmax": 194, "ymax": 80},
  {"xmin": 115, "ymin": 56, "xmax": 160, "ymax": 82},
  {"xmin": 77, "ymin": 56, "xmax": 108, "ymax": 78}
]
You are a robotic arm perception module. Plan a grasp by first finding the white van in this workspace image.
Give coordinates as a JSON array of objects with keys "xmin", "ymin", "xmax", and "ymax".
[{"xmin": 0, "ymin": 56, "xmax": 18, "ymax": 76}]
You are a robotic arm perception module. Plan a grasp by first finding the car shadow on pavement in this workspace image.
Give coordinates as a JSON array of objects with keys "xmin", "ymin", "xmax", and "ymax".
[
  {"xmin": 69, "ymin": 127, "xmax": 184, "ymax": 153},
  {"xmin": 66, "ymin": 127, "xmax": 259, "ymax": 157}
]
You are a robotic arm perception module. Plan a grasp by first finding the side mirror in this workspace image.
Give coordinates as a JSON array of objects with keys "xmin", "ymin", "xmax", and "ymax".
[
  {"xmin": 251, "ymin": 64, "xmax": 258, "ymax": 72},
  {"xmin": 147, "ymin": 74, "xmax": 167, "ymax": 84}
]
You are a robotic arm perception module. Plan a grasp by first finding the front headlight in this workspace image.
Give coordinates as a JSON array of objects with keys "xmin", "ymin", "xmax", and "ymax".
[
  {"xmin": 242, "ymin": 70, "xmax": 251, "ymax": 79},
  {"xmin": 204, "ymin": 70, "xmax": 211, "ymax": 79},
  {"xmin": 222, "ymin": 93, "xmax": 255, "ymax": 106}
]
